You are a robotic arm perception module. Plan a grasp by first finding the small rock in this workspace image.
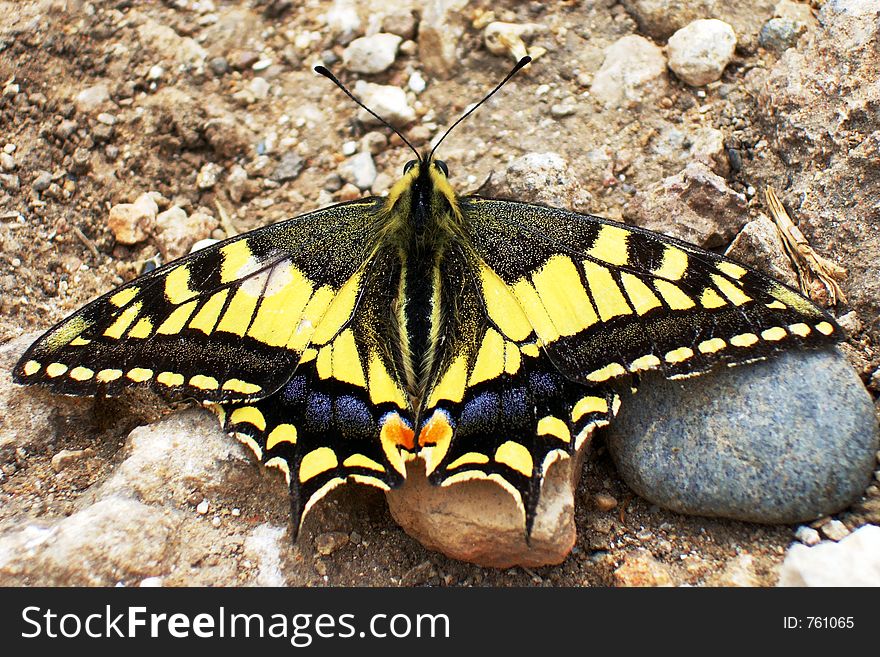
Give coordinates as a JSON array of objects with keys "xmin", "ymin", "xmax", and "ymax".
[
  {"xmin": 608, "ymin": 348, "xmax": 880, "ymax": 524},
  {"xmin": 836, "ymin": 311, "xmax": 862, "ymax": 335},
  {"xmin": 795, "ymin": 525, "xmax": 821, "ymax": 546},
  {"xmin": 270, "ymin": 152, "xmax": 304, "ymax": 182},
  {"xmin": 689, "ymin": 126, "xmax": 728, "ymax": 176},
  {"xmin": 725, "ymin": 214, "xmax": 798, "ymax": 287},
  {"xmin": 54, "ymin": 120, "xmax": 78, "ymax": 140},
  {"xmin": 352, "ymin": 81, "xmax": 415, "ymax": 126},
  {"xmin": 96, "ymin": 112, "xmax": 117, "ymax": 126},
  {"xmin": 31, "ymin": 171, "xmax": 53, "ymax": 192},
  {"xmin": 590, "ymin": 35, "xmax": 667, "ymax": 108},
  {"xmin": 107, "ymin": 193, "xmax": 159, "ymax": 244},
  {"xmin": 759, "ymin": 17, "xmax": 807, "ymax": 52},
  {"xmin": 593, "ymin": 493, "xmax": 618, "ymax": 511},
  {"xmin": 382, "ymin": 9, "xmax": 417, "ymax": 40},
  {"xmin": 386, "ymin": 446, "xmax": 588, "ymax": 568},
  {"xmin": 315, "ymin": 531, "xmax": 349, "ymax": 556},
  {"xmin": 401, "ymin": 560, "xmax": 435, "ymax": 586},
  {"xmin": 249, "ymin": 77, "xmax": 270, "ymax": 100},
  {"xmin": 481, "ymin": 152, "xmax": 593, "ymax": 213},
  {"xmin": 778, "ymin": 524, "xmax": 880, "ymax": 586},
  {"xmin": 324, "ymin": 1, "xmax": 361, "ymax": 44},
  {"xmin": 620, "ymin": 0, "xmax": 720, "ymax": 40},
  {"xmin": 196, "ymin": 162, "xmax": 223, "ymax": 190},
  {"xmin": 147, "ymin": 65, "xmax": 165, "ymax": 81},
  {"xmin": 71, "ymin": 147, "xmax": 92, "ymax": 175},
  {"xmin": 549, "ymin": 100, "xmax": 578, "ymax": 118},
  {"xmin": 613, "ymin": 549, "xmax": 675, "ymax": 587},
  {"xmin": 419, "ymin": 0, "xmax": 469, "ymax": 78},
  {"xmin": 338, "ymin": 152, "xmax": 377, "ymax": 190},
  {"xmin": 226, "ymin": 164, "xmax": 260, "ymax": 202},
  {"xmin": 371, "ymin": 172, "xmax": 394, "ymax": 195},
  {"xmin": 323, "ymin": 173, "xmax": 344, "ymax": 192},
  {"xmin": 196, "ymin": 500, "xmax": 210, "ymax": 515},
  {"xmin": 0, "ymin": 174, "xmax": 20, "ymax": 191},
  {"xmin": 408, "ymin": 71, "xmax": 426, "ymax": 94},
  {"xmin": 208, "ymin": 56, "xmax": 229, "ymax": 75},
  {"xmin": 140, "ymin": 576, "xmax": 163, "ymax": 587},
  {"xmin": 51, "ymin": 448, "xmax": 89, "ymax": 473},
  {"xmin": 342, "ymin": 140, "xmax": 358, "ymax": 156},
  {"xmin": 624, "ymin": 162, "xmax": 747, "ymax": 248},
  {"xmin": 155, "ymin": 207, "xmax": 219, "ymax": 260},
  {"xmin": 336, "ymin": 182, "xmax": 362, "ymax": 201},
  {"xmin": 821, "ymin": 519, "xmax": 851, "ymax": 541},
  {"xmin": 342, "ymin": 33, "xmax": 402, "ymax": 74},
  {"xmin": 74, "ymin": 84, "xmax": 110, "ymax": 113},
  {"xmin": 92, "ymin": 123, "xmax": 115, "ymax": 143},
  {"xmin": 359, "ymin": 131, "xmax": 388, "ymax": 155},
  {"xmin": 0, "ymin": 152, "xmax": 14, "ymax": 172},
  {"xmin": 667, "ymin": 19, "xmax": 737, "ymax": 87}
]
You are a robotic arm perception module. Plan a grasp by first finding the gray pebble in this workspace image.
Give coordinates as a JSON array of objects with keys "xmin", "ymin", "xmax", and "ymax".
[
  {"xmin": 270, "ymin": 152, "xmax": 304, "ymax": 182},
  {"xmin": 759, "ymin": 18, "xmax": 807, "ymax": 52},
  {"xmin": 208, "ymin": 56, "xmax": 229, "ymax": 75},
  {"xmin": 607, "ymin": 347, "xmax": 879, "ymax": 524},
  {"xmin": 0, "ymin": 152, "xmax": 14, "ymax": 172},
  {"xmin": 323, "ymin": 173, "xmax": 343, "ymax": 192},
  {"xmin": 32, "ymin": 171, "xmax": 52, "ymax": 192}
]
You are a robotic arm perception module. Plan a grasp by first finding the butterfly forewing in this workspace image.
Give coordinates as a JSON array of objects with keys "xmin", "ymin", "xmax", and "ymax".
[
  {"xmin": 14, "ymin": 199, "xmax": 386, "ymax": 402},
  {"xmin": 462, "ymin": 198, "xmax": 840, "ymax": 386}
]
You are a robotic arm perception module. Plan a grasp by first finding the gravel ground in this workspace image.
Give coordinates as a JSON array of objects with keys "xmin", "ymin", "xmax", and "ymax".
[{"xmin": 0, "ymin": 0, "xmax": 878, "ymax": 587}]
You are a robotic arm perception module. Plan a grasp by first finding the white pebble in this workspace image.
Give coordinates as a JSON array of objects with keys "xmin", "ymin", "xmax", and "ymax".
[
  {"xmin": 667, "ymin": 19, "xmax": 737, "ymax": 87},
  {"xmin": 249, "ymin": 77, "xmax": 270, "ymax": 100},
  {"xmin": 147, "ymin": 65, "xmax": 165, "ymax": 81},
  {"xmin": 342, "ymin": 140, "xmax": 357, "ymax": 156},
  {"xmin": 353, "ymin": 81, "xmax": 415, "ymax": 126},
  {"xmin": 794, "ymin": 525, "xmax": 821, "ymax": 546},
  {"xmin": 821, "ymin": 519, "xmax": 851, "ymax": 541},
  {"xmin": 408, "ymin": 71, "xmax": 426, "ymax": 94},
  {"xmin": 196, "ymin": 499, "xmax": 209, "ymax": 515},
  {"xmin": 139, "ymin": 577, "xmax": 163, "ymax": 587},
  {"xmin": 342, "ymin": 33, "xmax": 402, "ymax": 74}
]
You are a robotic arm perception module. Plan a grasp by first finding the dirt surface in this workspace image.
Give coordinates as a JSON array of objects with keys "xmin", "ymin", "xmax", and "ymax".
[{"xmin": 0, "ymin": 0, "xmax": 878, "ymax": 587}]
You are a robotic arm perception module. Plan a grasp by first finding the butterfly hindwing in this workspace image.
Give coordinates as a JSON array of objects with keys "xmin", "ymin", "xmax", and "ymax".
[
  {"xmin": 13, "ymin": 199, "xmax": 386, "ymax": 402},
  {"xmin": 416, "ymin": 249, "xmax": 622, "ymax": 533}
]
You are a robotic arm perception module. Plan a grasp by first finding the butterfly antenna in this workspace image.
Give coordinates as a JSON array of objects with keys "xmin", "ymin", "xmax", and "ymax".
[
  {"xmin": 429, "ymin": 56, "xmax": 532, "ymax": 161},
  {"xmin": 315, "ymin": 65, "xmax": 421, "ymax": 161}
]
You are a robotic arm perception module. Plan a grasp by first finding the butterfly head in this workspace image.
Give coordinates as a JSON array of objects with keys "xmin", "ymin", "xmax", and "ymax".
[{"xmin": 386, "ymin": 155, "xmax": 460, "ymax": 228}]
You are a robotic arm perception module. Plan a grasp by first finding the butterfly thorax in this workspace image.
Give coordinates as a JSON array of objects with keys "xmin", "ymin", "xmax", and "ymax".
[{"xmin": 381, "ymin": 160, "xmax": 463, "ymax": 403}]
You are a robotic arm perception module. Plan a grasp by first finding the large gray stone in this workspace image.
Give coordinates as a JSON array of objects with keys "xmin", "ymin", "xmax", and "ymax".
[{"xmin": 607, "ymin": 347, "xmax": 879, "ymax": 524}]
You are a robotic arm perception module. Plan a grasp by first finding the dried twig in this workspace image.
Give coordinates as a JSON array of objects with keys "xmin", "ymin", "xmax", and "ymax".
[{"xmin": 764, "ymin": 187, "xmax": 847, "ymax": 305}]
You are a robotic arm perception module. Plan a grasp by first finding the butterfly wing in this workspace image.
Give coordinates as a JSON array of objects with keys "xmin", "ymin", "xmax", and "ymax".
[
  {"xmin": 14, "ymin": 199, "xmax": 387, "ymax": 403},
  {"xmin": 220, "ymin": 246, "xmax": 416, "ymax": 535},
  {"xmin": 417, "ymin": 197, "xmax": 840, "ymax": 534},
  {"xmin": 462, "ymin": 197, "xmax": 839, "ymax": 385}
]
